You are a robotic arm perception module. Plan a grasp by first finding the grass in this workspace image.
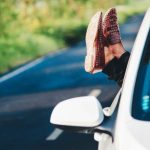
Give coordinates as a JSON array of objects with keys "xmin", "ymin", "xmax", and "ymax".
[{"xmin": 0, "ymin": 34, "xmax": 65, "ymax": 73}]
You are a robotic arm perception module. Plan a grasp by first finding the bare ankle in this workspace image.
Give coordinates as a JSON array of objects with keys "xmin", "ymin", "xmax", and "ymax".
[
  {"xmin": 109, "ymin": 43, "xmax": 126, "ymax": 59},
  {"xmin": 104, "ymin": 47, "xmax": 114, "ymax": 65}
]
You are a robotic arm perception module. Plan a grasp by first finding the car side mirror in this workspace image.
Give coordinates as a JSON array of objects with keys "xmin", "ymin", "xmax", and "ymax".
[{"xmin": 50, "ymin": 96, "xmax": 104, "ymax": 131}]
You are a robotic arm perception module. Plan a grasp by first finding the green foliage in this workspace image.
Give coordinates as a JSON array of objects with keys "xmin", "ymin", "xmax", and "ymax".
[
  {"xmin": 0, "ymin": 0, "xmax": 150, "ymax": 73},
  {"xmin": 0, "ymin": 33, "xmax": 64, "ymax": 73}
]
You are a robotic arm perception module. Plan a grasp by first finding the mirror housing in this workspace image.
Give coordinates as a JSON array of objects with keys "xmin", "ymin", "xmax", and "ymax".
[{"xmin": 50, "ymin": 96, "xmax": 104, "ymax": 128}]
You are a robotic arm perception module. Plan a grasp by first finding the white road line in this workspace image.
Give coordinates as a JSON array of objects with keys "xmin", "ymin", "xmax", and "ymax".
[
  {"xmin": 46, "ymin": 128, "xmax": 63, "ymax": 141},
  {"xmin": 0, "ymin": 58, "xmax": 44, "ymax": 83},
  {"xmin": 46, "ymin": 89, "xmax": 102, "ymax": 141},
  {"xmin": 0, "ymin": 44, "xmax": 83, "ymax": 84},
  {"xmin": 0, "ymin": 48, "xmax": 68, "ymax": 84},
  {"xmin": 88, "ymin": 89, "xmax": 102, "ymax": 97}
]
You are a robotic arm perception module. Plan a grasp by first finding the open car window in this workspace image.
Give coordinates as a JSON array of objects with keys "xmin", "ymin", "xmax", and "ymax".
[{"xmin": 132, "ymin": 29, "xmax": 150, "ymax": 121}]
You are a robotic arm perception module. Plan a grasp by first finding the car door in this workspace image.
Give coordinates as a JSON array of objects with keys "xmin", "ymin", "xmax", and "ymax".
[{"xmin": 114, "ymin": 8, "xmax": 150, "ymax": 150}]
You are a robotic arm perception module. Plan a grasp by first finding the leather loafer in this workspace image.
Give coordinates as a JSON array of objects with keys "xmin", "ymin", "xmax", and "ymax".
[
  {"xmin": 103, "ymin": 8, "xmax": 121, "ymax": 45},
  {"xmin": 85, "ymin": 12, "xmax": 106, "ymax": 73}
]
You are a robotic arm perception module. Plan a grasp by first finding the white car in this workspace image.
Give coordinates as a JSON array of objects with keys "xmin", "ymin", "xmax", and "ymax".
[{"xmin": 50, "ymin": 8, "xmax": 150, "ymax": 150}]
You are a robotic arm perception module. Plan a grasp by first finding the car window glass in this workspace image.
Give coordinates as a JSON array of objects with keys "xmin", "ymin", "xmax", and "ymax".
[{"xmin": 132, "ymin": 29, "xmax": 150, "ymax": 121}]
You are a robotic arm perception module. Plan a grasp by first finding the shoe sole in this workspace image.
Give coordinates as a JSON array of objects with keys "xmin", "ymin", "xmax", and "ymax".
[{"xmin": 85, "ymin": 11, "xmax": 103, "ymax": 73}]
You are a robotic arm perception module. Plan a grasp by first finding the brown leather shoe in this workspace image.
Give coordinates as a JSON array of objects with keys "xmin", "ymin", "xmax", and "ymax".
[
  {"xmin": 94, "ymin": 12, "xmax": 105, "ymax": 70},
  {"xmin": 85, "ymin": 12, "xmax": 106, "ymax": 73},
  {"xmin": 103, "ymin": 8, "xmax": 121, "ymax": 45}
]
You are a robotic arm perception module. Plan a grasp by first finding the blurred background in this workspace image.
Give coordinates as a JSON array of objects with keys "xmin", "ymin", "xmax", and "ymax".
[
  {"xmin": 0, "ymin": 0, "xmax": 150, "ymax": 150},
  {"xmin": 0, "ymin": 0, "xmax": 150, "ymax": 73}
]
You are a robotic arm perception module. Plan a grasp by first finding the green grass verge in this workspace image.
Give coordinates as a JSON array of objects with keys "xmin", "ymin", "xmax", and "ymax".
[{"xmin": 0, "ymin": 34, "xmax": 65, "ymax": 73}]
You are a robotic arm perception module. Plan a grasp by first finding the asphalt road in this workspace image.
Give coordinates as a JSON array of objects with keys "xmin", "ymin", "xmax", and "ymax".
[{"xmin": 0, "ymin": 14, "xmax": 144, "ymax": 150}]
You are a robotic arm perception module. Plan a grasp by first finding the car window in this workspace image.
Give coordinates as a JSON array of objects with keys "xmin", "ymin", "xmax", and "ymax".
[{"xmin": 132, "ymin": 29, "xmax": 150, "ymax": 121}]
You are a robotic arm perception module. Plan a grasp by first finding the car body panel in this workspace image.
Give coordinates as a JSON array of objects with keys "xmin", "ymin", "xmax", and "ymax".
[{"xmin": 114, "ymin": 8, "xmax": 150, "ymax": 150}]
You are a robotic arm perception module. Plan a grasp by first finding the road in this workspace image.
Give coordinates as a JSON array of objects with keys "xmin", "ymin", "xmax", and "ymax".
[{"xmin": 0, "ymin": 14, "xmax": 143, "ymax": 150}]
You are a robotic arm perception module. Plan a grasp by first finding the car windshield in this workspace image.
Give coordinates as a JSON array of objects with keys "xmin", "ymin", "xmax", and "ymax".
[{"xmin": 132, "ymin": 29, "xmax": 150, "ymax": 121}]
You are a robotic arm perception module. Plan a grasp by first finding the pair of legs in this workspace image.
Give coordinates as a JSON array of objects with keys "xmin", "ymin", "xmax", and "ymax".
[
  {"xmin": 103, "ymin": 43, "xmax": 130, "ymax": 86},
  {"xmin": 85, "ymin": 8, "xmax": 130, "ymax": 85}
]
